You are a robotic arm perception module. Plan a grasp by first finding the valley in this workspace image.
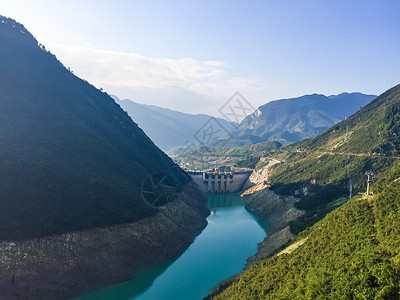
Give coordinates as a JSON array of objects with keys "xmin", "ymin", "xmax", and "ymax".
[
  {"xmin": 209, "ymin": 85, "xmax": 400, "ymax": 299},
  {"xmin": 1, "ymin": 3, "xmax": 400, "ymax": 299}
]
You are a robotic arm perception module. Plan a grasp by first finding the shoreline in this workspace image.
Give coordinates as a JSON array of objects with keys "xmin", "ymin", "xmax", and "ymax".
[{"xmin": 207, "ymin": 162, "xmax": 304, "ymax": 298}]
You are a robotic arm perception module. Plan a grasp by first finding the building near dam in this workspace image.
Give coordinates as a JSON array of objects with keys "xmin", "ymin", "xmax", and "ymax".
[{"xmin": 188, "ymin": 167, "xmax": 251, "ymax": 193}]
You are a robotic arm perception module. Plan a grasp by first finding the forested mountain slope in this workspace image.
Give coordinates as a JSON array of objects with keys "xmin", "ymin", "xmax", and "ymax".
[
  {"xmin": 213, "ymin": 161, "xmax": 400, "ymax": 299},
  {"xmin": 0, "ymin": 15, "xmax": 195, "ymax": 240}
]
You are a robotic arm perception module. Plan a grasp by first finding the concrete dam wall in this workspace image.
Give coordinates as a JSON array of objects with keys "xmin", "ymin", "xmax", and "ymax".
[{"xmin": 188, "ymin": 171, "xmax": 252, "ymax": 193}]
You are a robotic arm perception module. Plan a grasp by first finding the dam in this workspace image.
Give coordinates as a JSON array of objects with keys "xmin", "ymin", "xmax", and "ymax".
[{"xmin": 188, "ymin": 167, "xmax": 251, "ymax": 193}]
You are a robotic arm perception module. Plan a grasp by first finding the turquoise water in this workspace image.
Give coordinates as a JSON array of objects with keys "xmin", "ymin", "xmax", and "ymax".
[{"xmin": 74, "ymin": 193, "xmax": 268, "ymax": 300}]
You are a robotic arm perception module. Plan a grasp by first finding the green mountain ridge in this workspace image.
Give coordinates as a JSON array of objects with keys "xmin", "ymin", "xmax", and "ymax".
[{"xmin": 0, "ymin": 15, "xmax": 191, "ymax": 240}]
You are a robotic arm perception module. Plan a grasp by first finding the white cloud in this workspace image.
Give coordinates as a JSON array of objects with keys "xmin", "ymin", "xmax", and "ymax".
[{"xmin": 46, "ymin": 44, "xmax": 280, "ymax": 115}]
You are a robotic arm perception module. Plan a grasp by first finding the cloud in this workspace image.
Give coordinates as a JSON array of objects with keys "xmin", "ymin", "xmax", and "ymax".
[{"xmin": 46, "ymin": 44, "xmax": 275, "ymax": 115}]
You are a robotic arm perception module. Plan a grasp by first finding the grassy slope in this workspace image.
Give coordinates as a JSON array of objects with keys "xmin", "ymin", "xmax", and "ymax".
[
  {"xmin": 214, "ymin": 163, "xmax": 400, "ymax": 299},
  {"xmin": 0, "ymin": 16, "xmax": 190, "ymax": 240}
]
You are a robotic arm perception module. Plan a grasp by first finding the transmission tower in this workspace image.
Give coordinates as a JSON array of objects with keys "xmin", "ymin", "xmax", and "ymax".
[{"xmin": 365, "ymin": 171, "xmax": 374, "ymax": 196}]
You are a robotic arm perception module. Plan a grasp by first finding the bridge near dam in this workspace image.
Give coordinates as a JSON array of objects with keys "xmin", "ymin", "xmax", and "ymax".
[{"xmin": 188, "ymin": 168, "xmax": 252, "ymax": 193}]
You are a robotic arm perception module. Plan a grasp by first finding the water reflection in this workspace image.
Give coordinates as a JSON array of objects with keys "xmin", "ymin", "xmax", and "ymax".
[
  {"xmin": 207, "ymin": 193, "xmax": 244, "ymax": 210},
  {"xmin": 72, "ymin": 259, "xmax": 175, "ymax": 300}
]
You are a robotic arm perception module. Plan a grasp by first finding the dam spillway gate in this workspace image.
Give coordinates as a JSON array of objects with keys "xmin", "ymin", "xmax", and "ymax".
[{"xmin": 188, "ymin": 170, "xmax": 251, "ymax": 193}]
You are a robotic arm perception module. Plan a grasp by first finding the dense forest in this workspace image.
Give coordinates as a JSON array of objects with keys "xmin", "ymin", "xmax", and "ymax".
[{"xmin": 213, "ymin": 161, "xmax": 400, "ymax": 299}]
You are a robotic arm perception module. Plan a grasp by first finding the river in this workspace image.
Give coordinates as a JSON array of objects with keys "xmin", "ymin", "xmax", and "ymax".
[{"xmin": 73, "ymin": 193, "xmax": 268, "ymax": 300}]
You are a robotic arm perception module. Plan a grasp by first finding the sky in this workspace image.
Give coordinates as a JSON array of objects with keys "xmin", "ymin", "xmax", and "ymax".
[{"xmin": 1, "ymin": 0, "xmax": 400, "ymax": 116}]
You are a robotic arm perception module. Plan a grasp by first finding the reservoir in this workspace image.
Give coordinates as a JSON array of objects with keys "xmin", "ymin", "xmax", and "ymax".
[{"xmin": 74, "ymin": 193, "xmax": 268, "ymax": 300}]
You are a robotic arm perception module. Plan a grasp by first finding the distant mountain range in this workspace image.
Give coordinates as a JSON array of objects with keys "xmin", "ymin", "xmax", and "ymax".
[
  {"xmin": 113, "ymin": 95, "xmax": 236, "ymax": 152},
  {"xmin": 115, "ymin": 93, "xmax": 376, "ymax": 151},
  {"xmin": 232, "ymin": 93, "xmax": 376, "ymax": 145}
]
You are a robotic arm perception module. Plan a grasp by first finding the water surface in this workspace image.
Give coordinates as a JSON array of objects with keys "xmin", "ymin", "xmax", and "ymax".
[{"xmin": 74, "ymin": 193, "xmax": 267, "ymax": 300}]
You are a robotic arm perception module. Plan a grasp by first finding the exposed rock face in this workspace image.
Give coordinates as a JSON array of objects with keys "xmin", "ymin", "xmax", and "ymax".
[
  {"xmin": 249, "ymin": 158, "xmax": 282, "ymax": 185},
  {"xmin": 242, "ymin": 185, "xmax": 304, "ymax": 268},
  {"xmin": 245, "ymin": 226, "xmax": 294, "ymax": 269},
  {"xmin": 0, "ymin": 181, "xmax": 208, "ymax": 300},
  {"xmin": 243, "ymin": 187, "xmax": 302, "ymax": 231},
  {"xmin": 241, "ymin": 158, "xmax": 282, "ymax": 191}
]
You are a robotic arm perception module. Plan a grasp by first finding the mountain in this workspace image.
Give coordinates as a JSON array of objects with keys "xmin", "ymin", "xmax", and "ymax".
[
  {"xmin": 209, "ymin": 85, "xmax": 400, "ymax": 299},
  {"xmin": 0, "ymin": 16, "xmax": 192, "ymax": 240},
  {"xmin": 212, "ymin": 161, "xmax": 400, "ymax": 299},
  {"xmin": 248, "ymin": 84, "xmax": 397, "ymax": 234},
  {"xmin": 113, "ymin": 95, "xmax": 236, "ymax": 152},
  {"xmin": 233, "ymin": 93, "xmax": 376, "ymax": 145},
  {"xmin": 0, "ymin": 15, "xmax": 208, "ymax": 299}
]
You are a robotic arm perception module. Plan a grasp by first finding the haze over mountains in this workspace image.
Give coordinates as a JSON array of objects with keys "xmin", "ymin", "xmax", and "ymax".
[
  {"xmin": 115, "ymin": 93, "xmax": 376, "ymax": 152},
  {"xmin": 113, "ymin": 95, "xmax": 235, "ymax": 151}
]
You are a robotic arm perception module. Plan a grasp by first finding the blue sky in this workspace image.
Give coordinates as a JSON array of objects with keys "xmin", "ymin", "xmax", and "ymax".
[{"xmin": 1, "ymin": 0, "xmax": 400, "ymax": 115}]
